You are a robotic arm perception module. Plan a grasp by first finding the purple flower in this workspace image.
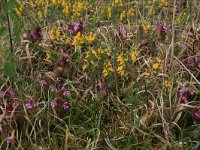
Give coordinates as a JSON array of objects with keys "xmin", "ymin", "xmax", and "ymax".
[
  {"xmin": 49, "ymin": 85, "xmax": 55, "ymax": 91},
  {"xmin": 50, "ymin": 100, "xmax": 57, "ymax": 108},
  {"xmin": 98, "ymin": 80, "xmax": 102, "ymax": 88},
  {"xmin": 63, "ymin": 90, "xmax": 70, "ymax": 97},
  {"xmin": 156, "ymin": 22, "xmax": 170, "ymax": 32},
  {"xmin": 177, "ymin": 86, "xmax": 195, "ymax": 104},
  {"xmin": 30, "ymin": 27, "xmax": 43, "ymax": 43},
  {"xmin": 25, "ymin": 102, "xmax": 33, "ymax": 109},
  {"xmin": 101, "ymin": 87, "xmax": 107, "ymax": 95},
  {"xmin": 184, "ymin": 56, "xmax": 200, "ymax": 70},
  {"xmin": 62, "ymin": 101, "xmax": 69, "ymax": 110},
  {"xmin": 22, "ymin": 32, "xmax": 28, "ymax": 40},
  {"xmin": 12, "ymin": 101, "xmax": 19, "ymax": 109},
  {"xmin": 7, "ymin": 87, "xmax": 15, "ymax": 98},
  {"xmin": 192, "ymin": 110, "xmax": 200, "ymax": 119},
  {"xmin": 181, "ymin": 96, "xmax": 188, "ymax": 104},
  {"xmin": 6, "ymin": 136, "xmax": 13, "ymax": 144},
  {"xmin": 39, "ymin": 80, "xmax": 47, "ymax": 86},
  {"xmin": 67, "ymin": 21, "xmax": 86, "ymax": 35}
]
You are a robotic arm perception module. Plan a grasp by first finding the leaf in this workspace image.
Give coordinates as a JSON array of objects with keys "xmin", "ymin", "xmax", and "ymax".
[
  {"xmin": 9, "ymin": 10, "xmax": 20, "ymax": 24},
  {"xmin": 3, "ymin": 62, "xmax": 17, "ymax": 78},
  {"xmin": 3, "ymin": 53, "xmax": 18, "ymax": 78},
  {"xmin": 0, "ymin": 26, "xmax": 6, "ymax": 36},
  {"xmin": 2, "ymin": 0, "xmax": 20, "ymax": 12},
  {"xmin": 13, "ymin": 25, "xmax": 21, "ymax": 42}
]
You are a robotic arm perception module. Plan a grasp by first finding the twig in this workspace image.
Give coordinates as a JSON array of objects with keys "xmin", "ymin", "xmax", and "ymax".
[{"xmin": 7, "ymin": 13, "xmax": 14, "ymax": 53}]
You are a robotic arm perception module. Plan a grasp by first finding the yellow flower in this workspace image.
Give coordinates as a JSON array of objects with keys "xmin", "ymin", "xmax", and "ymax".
[
  {"xmin": 131, "ymin": 51, "xmax": 138, "ymax": 61},
  {"xmin": 108, "ymin": 6, "xmax": 112, "ymax": 18},
  {"xmin": 152, "ymin": 59, "xmax": 162, "ymax": 70},
  {"xmin": 46, "ymin": 50, "xmax": 51, "ymax": 60},
  {"xmin": 103, "ymin": 69, "xmax": 108, "ymax": 77},
  {"xmin": 30, "ymin": 1, "xmax": 35, "ymax": 9},
  {"xmin": 72, "ymin": 32, "xmax": 84, "ymax": 48},
  {"xmin": 159, "ymin": 0, "xmax": 168, "ymax": 7},
  {"xmin": 63, "ymin": 5, "xmax": 69, "ymax": 15},
  {"xmin": 128, "ymin": 8, "xmax": 134, "ymax": 17},
  {"xmin": 86, "ymin": 32, "xmax": 95, "ymax": 43},
  {"xmin": 143, "ymin": 24, "xmax": 151, "ymax": 34},
  {"xmin": 117, "ymin": 53, "xmax": 124, "ymax": 65},
  {"xmin": 144, "ymin": 71, "xmax": 151, "ymax": 78},
  {"xmin": 102, "ymin": 60, "xmax": 113, "ymax": 77},
  {"xmin": 38, "ymin": 11, "xmax": 43, "ymax": 19},
  {"xmin": 117, "ymin": 65, "xmax": 124, "ymax": 76},
  {"xmin": 120, "ymin": 10, "xmax": 126, "ymax": 21},
  {"xmin": 164, "ymin": 80, "xmax": 171, "ymax": 88},
  {"xmin": 152, "ymin": 63, "xmax": 159, "ymax": 69}
]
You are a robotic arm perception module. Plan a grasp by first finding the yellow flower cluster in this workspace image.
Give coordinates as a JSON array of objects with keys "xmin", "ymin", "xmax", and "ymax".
[
  {"xmin": 83, "ymin": 48, "xmax": 111, "ymax": 71},
  {"xmin": 72, "ymin": 32, "xmax": 95, "ymax": 48},
  {"xmin": 131, "ymin": 51, "xmax": 138, "ymax": 61},
  {"xmin": 152, "ymin": 59, "xmax": 162, "ymax": 70},
  {"xmin": 164, "ymin": 80, "xmax": 171, "ymax": 88},
  {"xmin": 107, "ymin": 6, "xmax": 112, "ymax": 18},
  {"xmin": 50, "ymin": 28, "xmax": 66, "ymax": 42},
  {"xmin": 117, "ymin": 53, "xmax": 125, "ymax": 76},
  {"xmin": 103, "ymin": 60, "xmax": 114, "ymax": 77},
  {"xmin": 46, "ymin": 50, "xmax": 51, "ymax": 60},
  {"xmin": 142, "ymin": 23, "xmax": 151, "ymax": 34},
  {"xmin": 111, "ymin": 0, "xmax": 123, "ymax": 7},
  {"xmin": 159, "ymin": 0, "xmax": 168, "ymax": 7},
  {"xmin": 144, "ymin": 71, "xmax": 151, "ymax": 78},
  {"xmin": 72, "ymin": 1, "xmax": 87, "ymax": 18}
]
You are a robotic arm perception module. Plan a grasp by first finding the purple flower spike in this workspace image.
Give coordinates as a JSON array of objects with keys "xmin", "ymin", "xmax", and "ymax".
[
  {"xmin": 62, "ymin": 101, "xmax": 69, "ymax": 110},
  {"xmin": 50, "ymin": 100, "xmax": 57, "ymax": 108},
  {"xmin": 6, "ymin": 136, "xmax": 13, "ymax": 144},
  {"xmin": 25, "ymin": 103, "xmax": 33, "ymax": 109}
]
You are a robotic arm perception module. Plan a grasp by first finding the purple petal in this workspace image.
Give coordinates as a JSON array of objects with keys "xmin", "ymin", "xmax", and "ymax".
[
  {"xmin": 25, "ymin": 103, "xmax": 33, "ymax": 109},
  {"xmin": 62, "ymin": 101, "xmax": 69, "ymax": 110},
  {"xmin": 6, "ymin": 136, "xmax": 13, "ymax": 144},
  {"xmin": 192, "ymin": 110, "xmax": 200, "ymax": 119},
  {"xmin": 50, "ymin": 100, "xmax": 57, "ymax": 108},
  {"xmin": 63, "ymin": 90, "xmax": 70, "ymax": 96}
]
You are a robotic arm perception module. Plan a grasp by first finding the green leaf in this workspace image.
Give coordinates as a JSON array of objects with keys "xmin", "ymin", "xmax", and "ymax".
[
  {"xmin": 0, "ymin": 26, "xmax": 7, "ymax": 36},
  {"xmin": 13, "ymin": 25, "xmax": 21, "ymax": 42},
  {"xmin": 9, "ymin": 10, "xmax": 20, "ymax": 24},
  {"xmin": 3, "ymin": 62, "xmax": 17, "ymax": 78},
  {"xmin": 3, "ymin": 52, "xmax": 18, "ymax": 78},
  {"xmin": 2, "ymin": 0, "xmax": 20, "ymax": 12}
]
